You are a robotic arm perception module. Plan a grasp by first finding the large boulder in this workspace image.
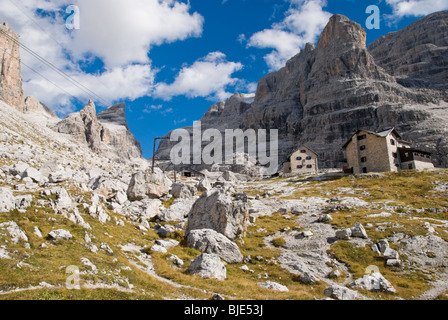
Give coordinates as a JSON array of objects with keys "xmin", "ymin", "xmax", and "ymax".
[
  {"xmin": 127, "ymin": 171, "xmax": 172, "ymax": 201},
  {"xmin": 186, "ymin": 229, "xmax": 243, "ymax": 263},
  {"xmin": 197, "ymin": 177, "xmax": 212, "ymax": 192},
  {"xmin": 49, "ymin": 187, "xmax": 73, "ymax": 211},
  {"xmin": 22, "ymin": 167, "xmax": 46, "ymax": 183},
  {"xmin": 349, "ymin": 272, "xmax": 396, "ymax": 294},
  {"xmin": 0, "ymin": 188, "xmax": 15, "ymax": 213},
  {"xmin": 158, "ymin": 197, "xmax": 197, "ymax": 222},
  {"xmin": 170, "ymin": 182, "xmax": 196, "ymax": 199},
  {"xmin": 185, "ymin": 188, "xmax": 249, "ymax": 241},
  {"xmin": 187, "ymin": 253, "xmax": 227, "ymax": 280}
]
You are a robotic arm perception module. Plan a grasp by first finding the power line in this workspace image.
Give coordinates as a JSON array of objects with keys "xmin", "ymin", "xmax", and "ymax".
[
  {"xmin": 8, "ymin": 0, "xmax": 112, "ymax": 97},
  {"xmin": 0, "ymin": 44, "xmax": 85, "ymax": 105},
  {"xmin": 0, "ymin": 27, "xmax": 110, "ymax": 106}
]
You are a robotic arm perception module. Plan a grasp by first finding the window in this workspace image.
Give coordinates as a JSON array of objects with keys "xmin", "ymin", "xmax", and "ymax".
[
  {"xmin": 357, "ymin": 135, "xmax": 367, "ymax": 141},
  {"xmin": 390, "ymin": 139, "xmax": 396, "ymax": 146},
  {"xmin": 297, "ymin": 165, "xmax": 303, "ymax": 169},
  {"xmin": 363, "ymin": 167, "xmax": 368, "ymax": 173},
  {"xmin": 392, "ymin": 152, "xmax": 398, "ymax": 159},
  {"xmin": 296, "ymin": 157, "xmax": 302, "ymax": 161},
  {"xmin": 306, "ymin": 156, "xmax": 312, "ymax": 160},
  {"xmin": 361, "ymin": 157, "xmax": 367, "ymax": 163},
  {"xmin": 307, "ymin": 165, "xmax": 313, "ymax": 169},
  {"xmin": 300, "ymin": 150, "xmax": 307, "ymax": 153},
  {"xmin": 360, "ymin": 145, "xmax": 366, "ymax": 151}
]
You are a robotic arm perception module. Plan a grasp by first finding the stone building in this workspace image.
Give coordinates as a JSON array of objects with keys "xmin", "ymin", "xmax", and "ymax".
[
  {"xmin": 0, "ymin": 22, "xmax": 25, "ymax": 111},
  {"xmin": 282, "ymin": 145, "xmax": 319, "ymax": 175},
  {"xmin": 343, "ymin": 128, "xmax": 434, "ymax": 174}
]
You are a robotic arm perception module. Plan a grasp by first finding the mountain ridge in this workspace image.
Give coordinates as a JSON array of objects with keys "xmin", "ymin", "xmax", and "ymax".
[{"xmin": 156, "ymin": 12, "xmax": 448, "ymax": 170}]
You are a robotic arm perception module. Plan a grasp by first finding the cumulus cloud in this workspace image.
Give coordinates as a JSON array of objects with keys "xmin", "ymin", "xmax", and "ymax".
[
  {"xmin": 385, "ymin": 0, "xmax": 448, "ymax": 18},
  {"xmin": 153, "ymin": 52, "xmax": 244, "ymax": 101},
  {"xmin": 247, "ymin": 0, "xmax": 331, "ymax": 71},
  {"xmin": 0, "ymin": 0, "xmax": 203, "ymax": 115}
]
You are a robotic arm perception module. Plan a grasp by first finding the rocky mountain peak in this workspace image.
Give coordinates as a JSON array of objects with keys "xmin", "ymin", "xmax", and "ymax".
[
  {"xmin": 157, "ymin": 12, "xmax": 448, "ymax": 169},
  {"xmin": 97, "ymin": 102, "xmax": 128, "ymax": 127},
  {"xmin": 317, "ymin": 14, "xmax": 366, "ymax": 50},
  {"xmin": 368, "ymin": 11, "xmax": 448, "ymax": 90},
  {"xmin": 52, "ymin": 100, "xmax": 142, "ymax": 162}
]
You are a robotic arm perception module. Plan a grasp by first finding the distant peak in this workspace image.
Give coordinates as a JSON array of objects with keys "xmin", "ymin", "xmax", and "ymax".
[
  {"xmin": 97, "ymin": 102, "xmax": 127, "ymax": 127},
  {"xmin": 317, "ymin": 14, "xmax": 366, "ymax": 50}
]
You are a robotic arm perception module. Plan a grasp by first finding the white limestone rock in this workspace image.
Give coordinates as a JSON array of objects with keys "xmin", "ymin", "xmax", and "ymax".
[
  {"xmin": 187, "ymin": 229, "xmax": 243, "ymax": 264},
  {"xmin": 0, "ymin": 187, "xmax": 15, "ymax": 213},
  {"xmin": 187, "ymin": 253, "xmax": 227, "ymax": 280}
]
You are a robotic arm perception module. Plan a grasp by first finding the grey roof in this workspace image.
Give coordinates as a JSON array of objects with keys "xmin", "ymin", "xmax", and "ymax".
[{"xmin": 342, "ymin": 128, "xmax": 402, "ymax": 149}]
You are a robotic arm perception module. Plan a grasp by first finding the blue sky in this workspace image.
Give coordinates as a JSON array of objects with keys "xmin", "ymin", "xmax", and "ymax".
[{"xmin": 1, "ymin": 0, "xmax": 447, "ymax": 158}]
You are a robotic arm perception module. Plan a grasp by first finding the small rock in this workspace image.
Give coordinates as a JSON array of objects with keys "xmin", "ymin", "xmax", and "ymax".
[
  {"xmin": 302, "ymin": 230, "xmax": 314, "ymax": 238},
  {"xmin": 257, "ymin": 281, "xmax": 289, "ymax": 292},
  {"xmin": 48, "ymin": 229, "xmax": 73, "ymax": 241},
  {"xmin": 386, "ymin": 259, "xmax": 402, "ymax": 267},
  {"xmin": 167, "ymin": 254, "xmax": 184, "ymax": 267},
  {"xmin": 335, "ymin": 228, "xmax": 352, "ymax": 240},
  {"xmin": 351, "ymin": 223, "xmax": 368, "ymax": 239},
  {"xmin": 383, "ymin": 248, "xmax": 400, "ymax": 260},
  {"xmin": 0, "ymin": 188, "xmax": 15, "ymax": 213},
  {"xmin": 151, "ymin": 244, "xmax": 167, "ymax": 253},
  {"xmin": 318, "ymin": 214, "xmax": 333, "ymax": 223},
  {"xmin": 100, "ymin": 243, "xmax": 114, "ymax": 255},
  {"xmin": 324, "ymin": 284, "xmax": 358, "ymax": 300},
  {"xmin": 299, "ymin": 272, "xmax": 320, "ymax": 284}
]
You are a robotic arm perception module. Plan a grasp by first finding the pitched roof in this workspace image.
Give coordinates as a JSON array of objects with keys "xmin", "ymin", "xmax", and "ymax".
[
  {"xmin": 342, "ymin": 128, "xmax": 402, "ymax": 149},
  {"xmin": 287, "ymin": 145, "xmax": 319, "ymax": 160}
]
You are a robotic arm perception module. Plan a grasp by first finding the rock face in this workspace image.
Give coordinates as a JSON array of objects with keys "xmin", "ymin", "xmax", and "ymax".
[
  {"xmin": 369, "ymin": 11, "xmax": 448, "ymax": 90},
  {"xmin": 0, "ymin": 23, "xmax": 24, "ymax": 112},
  {"xmin": 156, "ymin": 12, "xmax": 448, "ymax": 169},
  {"xmin": 185, "ymin": 188, "xmax": 249, "ymax": 241},
  {"xmin": 52, "ymin": 101, "xmax": 142, "ymax": 162}
]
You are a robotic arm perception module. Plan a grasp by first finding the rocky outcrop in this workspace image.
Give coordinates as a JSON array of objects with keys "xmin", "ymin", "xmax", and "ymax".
[
  {"xmin": 23, "ymin": 96, "xmax": 57, "ymax": 118},
  {"xmin": 156, "ymin": 12, "xmax": 448, "ymax": 169},
  {"xmin": 52, "ymin": 100, "xmax": 143, "ymax": 162},
  {"xmin": 0, "ymin": 23, "xmax": 24, "ymax": 112}
]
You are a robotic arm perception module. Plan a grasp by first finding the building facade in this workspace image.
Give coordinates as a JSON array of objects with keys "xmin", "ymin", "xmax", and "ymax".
[
  {"xmin": 283, "ymin": 145, "xmax": 319, "ymax": 175},
  {"xmin": 343, "ymin": 128, "xmax": 434, "ymax": 174}
]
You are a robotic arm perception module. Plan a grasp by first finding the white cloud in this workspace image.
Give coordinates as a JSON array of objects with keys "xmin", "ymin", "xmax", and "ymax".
[
  {"xmin": 154, "ymin": 52, "xmax": 245, "ymax": 101},
  {"xmin": 0, "ymin": 0, "xmax": 203, "ymax": 115},
  {"xmin": 385, "ymin": 0, "xmax": 448, "ymax": 18},
  {"xmin": 70, "ymin": 0, "xmax": 204, "ymax": 67},
  {"xmin": 247, "ymin": 0, "xmax": 331, "ymax": 71}
]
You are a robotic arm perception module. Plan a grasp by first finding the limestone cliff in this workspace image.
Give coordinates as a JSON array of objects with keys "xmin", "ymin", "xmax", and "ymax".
[
  {"xmin": 156, "ymin": 12, "xmax": 448, "ymax": 169},
  {"xmin": 0, "ymin": 22, "xmax": 25, "ymax": 112}
]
